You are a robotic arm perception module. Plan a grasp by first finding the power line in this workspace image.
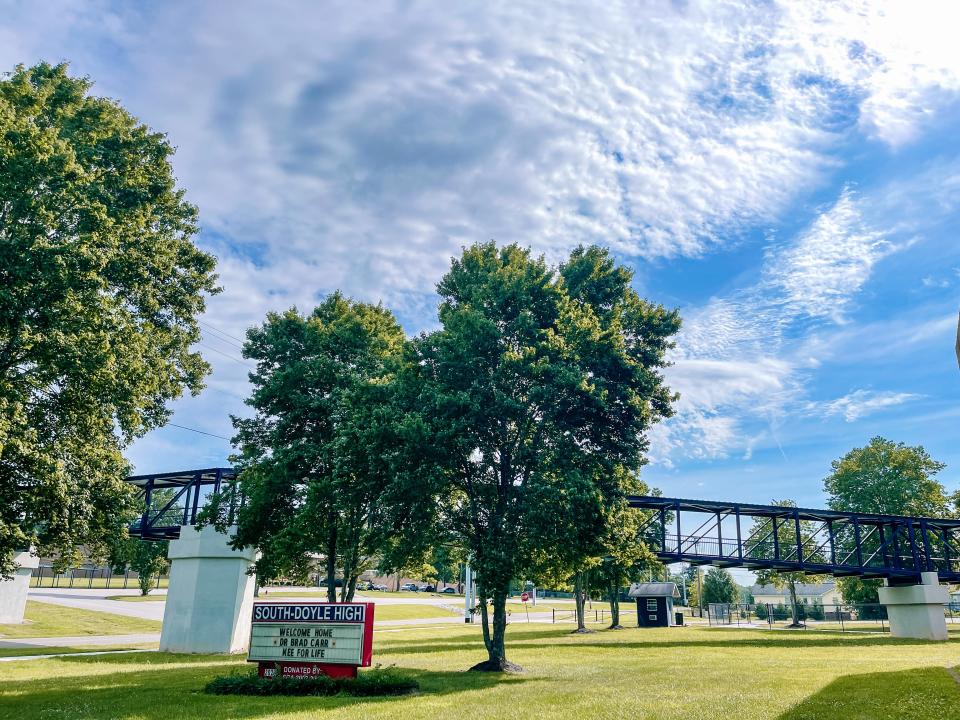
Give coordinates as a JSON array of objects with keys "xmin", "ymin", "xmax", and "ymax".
[
  {"xmin": 200, "ymin": 325, "xmax": 246, "ymax": 351},
  {"xmin": 166, "ymin": 423, "xmax": 232, "ymax": 441},
  {"xmin": 198, "ymin": 319, "xmax": 246, "ymax": 345},
  {"xmin": 197, "ymin": 342, "xmax": 255, "ymax": 368}
]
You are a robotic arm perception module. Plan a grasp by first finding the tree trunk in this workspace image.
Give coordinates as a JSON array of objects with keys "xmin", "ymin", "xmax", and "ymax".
[
  {"xmin": 345, "ymin": 572, "xmax": 359, "ymax": 602},
  {"xmin": 572, "ymin": 571, "xmax": 592, "ymax": 633},
  {"xmin": 478, "ymin": 582, "xmax": 492, "ymax": 652},
  {"xmin": 325, "ymin": 518, "xmax": 338, "ymax": 604},
  {"xmin": 470, "ymin": 586, "xmax": 521, "ymax": 672},
  {"xmin": 608, "ymin": 579, "xmax": 622, "ymax": 629},
  {"xmin": 788, "ymin": 581, "xmax": 801, "ymax": 627}
]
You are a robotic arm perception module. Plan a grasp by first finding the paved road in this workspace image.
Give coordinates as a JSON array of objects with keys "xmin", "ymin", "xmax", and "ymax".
[{"xmin": 29, "ymin": 589, "xmax": 166, "ymax": 621}]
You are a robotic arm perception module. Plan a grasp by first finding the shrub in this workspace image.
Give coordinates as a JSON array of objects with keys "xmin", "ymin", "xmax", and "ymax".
[
  {"xmin": 204, "ymin": 667, "xmax": 419, "ymax": 697},
  {"xmin": 754, "ymin": 603, "xmax": 768, "ymax": 621}
]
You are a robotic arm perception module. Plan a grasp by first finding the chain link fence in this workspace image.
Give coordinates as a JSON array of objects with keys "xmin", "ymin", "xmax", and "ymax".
[
  {"xmin": 29, "ymin": 564, "xmax": 169, "ymax": 590},
  {"xmin": 704, "ymin": 602, "xmax": 960, "ymax": 633}
]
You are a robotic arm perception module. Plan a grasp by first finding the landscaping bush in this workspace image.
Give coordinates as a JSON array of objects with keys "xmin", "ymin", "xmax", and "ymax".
[{"xmin": 204, "ymin": 667, "xmax": 419, "ymax": 697}]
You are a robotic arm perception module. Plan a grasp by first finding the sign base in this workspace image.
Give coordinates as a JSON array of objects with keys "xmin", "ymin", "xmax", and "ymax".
[{"xmin": 258, "ymin": 662, "xmax": 358, "ymax": 679}]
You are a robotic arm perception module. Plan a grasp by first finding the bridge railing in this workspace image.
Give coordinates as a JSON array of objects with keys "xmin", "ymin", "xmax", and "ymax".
[{"xmin": 630, "ymin": 495, "xmax": 960, "ymax": 583}]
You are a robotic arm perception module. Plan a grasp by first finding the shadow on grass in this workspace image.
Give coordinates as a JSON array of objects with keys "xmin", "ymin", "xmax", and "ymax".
[
  {"xmin": 378, "ymin": 627, "xmax": 954, "ymax": 656},
  {"xmin": 0, "ymin": 654, "xmax": 529, "ymax": 720},
  {"xmin": 778, "ymin": 667, "xmax": 958, "ymax": 719}
]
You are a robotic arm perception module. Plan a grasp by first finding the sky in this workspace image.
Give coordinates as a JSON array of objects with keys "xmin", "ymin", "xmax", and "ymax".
[{"xmin": 4, "ymin": 0, "xmax": 960, "ymax": 511}]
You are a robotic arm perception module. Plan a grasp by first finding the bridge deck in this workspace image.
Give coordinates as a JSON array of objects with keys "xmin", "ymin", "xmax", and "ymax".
[
  {"xmin": 127, "ymin": 468, "xmax": 237, "ymax": 540},
  {"xmin": 628, "ymin": 495, "xmax": 960, "ymax": 584}
]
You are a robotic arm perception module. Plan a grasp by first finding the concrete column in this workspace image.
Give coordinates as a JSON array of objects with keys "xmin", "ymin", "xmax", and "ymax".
[
  {"xmin": 0, "ymin": 551, "xmax": 39, "ymax": 624},
  {"xmin": 878, "ymin": 571, "xmax": 949, "ymax": 641},
  {"xmin": 159, "ymin": 525, "xmax": 256, "ymax": 654}
]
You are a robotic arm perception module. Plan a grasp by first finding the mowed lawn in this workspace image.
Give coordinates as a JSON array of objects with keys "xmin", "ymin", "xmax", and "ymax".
[
  {"xmin": 1, "ymin": 624, "xmax": 958, "ymax": 719},
  {"xmin": 0, "ymin": 602, "xmax": 161, "ymax": 639},
  {"xmin": 106, "ymin": 597, "xmax": 460, "ymax": 621}
]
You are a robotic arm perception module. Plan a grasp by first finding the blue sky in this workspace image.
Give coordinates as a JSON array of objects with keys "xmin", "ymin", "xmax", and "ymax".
[{"xmin": 5, "ymin": 1, "xmax": 959, "ymax": 510}]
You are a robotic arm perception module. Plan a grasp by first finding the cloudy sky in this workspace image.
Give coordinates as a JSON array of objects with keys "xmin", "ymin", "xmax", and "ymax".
[{"xmin": 5, "ymin": 0, "xmax": 960, "ymax": 508}]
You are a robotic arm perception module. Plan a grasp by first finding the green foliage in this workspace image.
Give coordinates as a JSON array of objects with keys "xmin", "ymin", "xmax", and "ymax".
[
  {"xmin": 406, "ymin": 242, "xmax": 680, "ymax": 666},
  {"xmin": 825, "ymin": 438, "xmax": 949, "ymax": 620},
  {"xmin": 203, "ymin": 293, "xmax": 408, "ymax": 602},
  {"xmin": 754, "ymin": 602, "xmax": 768, "ymax": 620},
  {"xmin": 203, "ymin": 667, "xmax": 419, "ymax": 696},
  {"xmin": 807, "ymin": 599, "xmax": 825, "ymax": 621},
  {"xmin": 701, "ymin": 567, "xmax": 737, "ymax": 606},
  {"xmin": 837, "ymin": 576, "xmax": 882, "ymax": 606},
  {"xmin": 0, "ymin": 62, "xmax": 218, "ymax": 575},
  {"xmin": 682, "ymin": 566, "xmax": 703, "ymax": 608},
  {"xmin": 824, "ymin": 437, "xmax": 951, "ymax": 517},
  {"xmin": 110, "ymin": 538, "xmax": 169, "ymax": 595}
]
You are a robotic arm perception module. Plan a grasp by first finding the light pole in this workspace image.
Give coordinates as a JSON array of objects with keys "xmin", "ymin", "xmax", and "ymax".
[{"xmin": 464, "ymin": 562, "xmax": 473, "ymax": 623}]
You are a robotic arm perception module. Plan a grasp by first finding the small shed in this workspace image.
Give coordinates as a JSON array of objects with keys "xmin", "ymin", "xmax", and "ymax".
[{"xmin": 628, "ymin": 582, "xmax": 680, "ymax": 627}]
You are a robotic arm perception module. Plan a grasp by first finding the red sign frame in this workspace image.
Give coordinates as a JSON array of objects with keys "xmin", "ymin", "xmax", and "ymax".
[{"xmin": 249, "ymin": 602, "xmax": 375, "ymax": 678}]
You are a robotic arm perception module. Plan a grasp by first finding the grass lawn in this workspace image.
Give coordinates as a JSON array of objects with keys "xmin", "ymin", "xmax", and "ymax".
[
  {"xmin": 0, "ymin": 602, "xmax": 161, "ymax": 639},
  {"xmin": 105, "ymin": 594, "xmax": 167, "ymax": 603},
  {"xmin": 30, "ymin": 577, "xmax": 168, "ymax": 589},
  {"xmin": 1, "ymin": 624, "xmax": 958, "ymax": 719},
  {"xmin": 372, "ymin": 604, "xmax": 461, "ymax": 621},
  {"xmin": 0, "ymin": 644, "xmax": 157, "ymax": 658},
  {"xmin": 268, "ymin": 590, "xmax": 461, "ymax": 600}
]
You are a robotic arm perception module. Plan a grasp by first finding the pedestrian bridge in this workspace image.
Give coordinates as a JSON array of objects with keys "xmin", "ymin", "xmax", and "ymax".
[{"xmin": 628, "ymin": 495, "xmax": 960, "ymax": 585}]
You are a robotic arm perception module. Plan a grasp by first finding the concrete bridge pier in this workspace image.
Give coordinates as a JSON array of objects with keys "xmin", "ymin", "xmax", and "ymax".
[
  {"xmin": 878, "ymin": 572, "xmax": 949, "ymax": 641},
  {"xmin": 0, "ymin": 550, "xmax": 39, "ymax": 623},
  {"xmin": 159, "ymin": 525, "xmax": 256, "ymax": 653}
]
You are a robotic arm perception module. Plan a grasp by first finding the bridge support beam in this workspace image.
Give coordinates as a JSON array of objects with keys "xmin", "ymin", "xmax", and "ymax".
[
  {"xmin": 0, "ymin": 551, "xmax": 38, "ymax": 623},
  {"xmin": 160, "ymin": 525, "xmax": 256, "ymax": 653},
  {"xmin": 878, "ymin": 572, "xmax": 949, "ymax": 641}
]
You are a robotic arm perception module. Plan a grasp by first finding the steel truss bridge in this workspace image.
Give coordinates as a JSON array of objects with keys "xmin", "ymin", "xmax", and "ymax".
[
  {"xmin": 127, "ymin": 468, "xmax": 238, "ymax": 540},
  {"xmin": 629, "ymin": 496, "xmax": 960, "ymax": 585}
]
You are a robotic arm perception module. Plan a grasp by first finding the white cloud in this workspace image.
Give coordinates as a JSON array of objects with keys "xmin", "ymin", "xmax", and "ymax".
[
  {"xmin": 4, "ymin": 1, "xmax": 960, "ymax": 471},
  {"xmin": 651, "ymin": 190, "xmax": 906, "ymax": 463},
  {"xmin": 765, "ymin": 189, "xmax": 896, "ymax": 323},
  {"xmin": 810, "ymin": 389, "xmax": 921, "ymax": 422}
]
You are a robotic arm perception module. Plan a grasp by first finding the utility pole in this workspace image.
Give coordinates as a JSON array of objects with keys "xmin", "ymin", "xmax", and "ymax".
[
  {"xmin": 464, "ymin": 562, "xmax": 473, "ymax": 623},
  {"xmin": 697, "ymin": 568, "xmax": 703, "ymax": 617}
]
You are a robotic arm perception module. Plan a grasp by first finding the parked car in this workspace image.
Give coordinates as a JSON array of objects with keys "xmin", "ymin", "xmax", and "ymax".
[
  {"xmin": 400, "ymin": 583, "xmax": 419, "ymax": 592},
  {"xmin": 440, "ymin": 587, "xmax": 457, "ymax": 594},
  {"xmin": 423, "ymin": 584, "xmax": 437, "ymax": 593}
]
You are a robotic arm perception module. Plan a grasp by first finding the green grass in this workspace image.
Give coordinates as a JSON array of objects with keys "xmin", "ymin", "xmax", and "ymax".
[
  {"xmin": 106, "ymin": 594, "xmax": 167, "ymax": 603},
  {"xmin": 267, "ymin": 589, "xmax": 461, "ymax": 600},
  {"xmin": 1, "ymin": 624, "xmax": 958, "ymax": 718},
  {"xmin": 371, "ymin": 604, "xmax": 460, "ymax": 621},
  {"xmin": 0, "ymin": 644, "xmax": 156, "ymax": 658},
  {"xmin": 0, "ymin": 602, "xmax": 161, "ymax": 638},
  {"xmin": 30, "ymin": 577, "xmax": 168, "ymax": 589}
]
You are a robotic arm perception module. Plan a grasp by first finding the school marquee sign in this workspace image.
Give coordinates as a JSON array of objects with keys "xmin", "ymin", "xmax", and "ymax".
[{"xmin": 248, "ymin": 602, "xmax": 375, "ymax": 678}]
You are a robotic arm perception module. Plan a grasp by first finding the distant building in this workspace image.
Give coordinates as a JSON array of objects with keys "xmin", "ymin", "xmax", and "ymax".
[{"xmin": 751, "ymin": 581, "xmax": 840, "ymax": 606}]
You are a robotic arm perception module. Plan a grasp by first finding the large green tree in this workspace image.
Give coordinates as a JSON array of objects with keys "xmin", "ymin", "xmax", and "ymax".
[
  {"xmin": 824, "ymin": 437, "xmax": 951, "ymax": 610},
  {"xmin": 207, "ymin": 294, "xmax": 407, "ymax": 602},
  {"xmin": 0, "ymin": 63, "xmax": 218, "ymax": 575},
  {"xmin": 824, "ymin": 437, "xmax": 950, "ymax": 517},
  {"xmin": 701, "ymin": 567, "xmax": 737, "ymax": 606},
  {"xmin": 111, "ymin": 538, "xmax": 169, "ymax": 596},
  {"xmin": 409, "ymin": 242, "xmax": 680, "ymax": 671}
]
